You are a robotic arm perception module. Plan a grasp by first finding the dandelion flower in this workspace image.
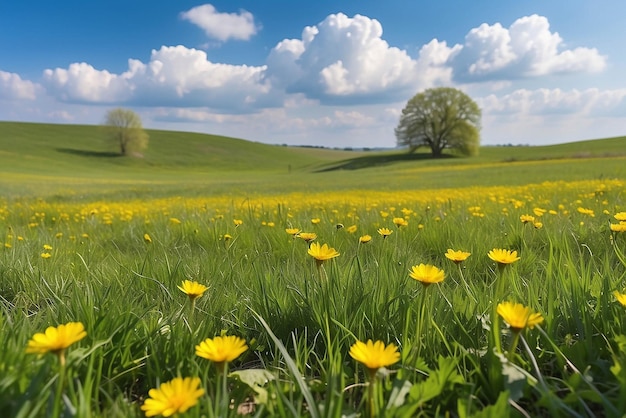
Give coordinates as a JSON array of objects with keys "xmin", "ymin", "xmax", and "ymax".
[
  {"xmin": 377, "ymin": 228, "xmax": 393, "ymax": 238},
  {"xmin": 144, "ymin": 233, "xmax": 152, "ymax": 244},
  {"xmin": 308, "ymin": 242, "xmax": 340, "ymax": 266},
  {"xmin": 615, "ymin": 212, "xmax": 626, "ymax": 221},
  {"xmin": 26, "ymin": 322, "xmax": 86, "ymax": 365},
  {"xmin": 346, "ymin": 225, "xmax": 357, "ymax": 234},
  {"xmin": 444, "ymin": 249, "xmax": 471, "ymax": 264},
  {"xmin": 349, "ymin": 339, "xmax": 400, "ymax": 375},
  {"xmin": 169, "ymin": 218, "xmax": 181, "ymax": 225},
  {"xmin": 223, "ymin": 234, "xmax": 232, "ymax": 241},
  {"xmin": 298, "ymin": 232, "xmax": 317, "ymax": 243},
  {"xmin": 196, "ymin": 335, "xmax": 248, "ymax": 372},
  {"xmin": 311, "ymin": 218, "xmax": 321, "ymax": 225},
  {"xmin": 614, "ymin": 290, "xmax": 626, "ymax": 307},
  {"xmin": 41, "ymin": 253, "xmax": 51, "ymax": 259},
  {"xmin": 178, "ymin": 280, "xmax": 208, "ymax": 301},
  {"xmin": 285, "ymin": 228, "xmax": 300, "ymax": 237},
  {"xmin": 359, "ymin": 235, "xmax": 372, "ymax": 244},
  {"xmin": 610, "ymin": 222, "xmax": 626, "ymax": 233},
  {"xmin": 393, "ymin": 217, "xmax": 408, "ymax": 227},
  {"xmin": 409, "ymin": 264, "xmax": 445, "ymax": 286},
  {"xmin": 141, "ymin": 377, "xmax": 204, "ymax": 417},
  {"xmin": 43, "ymin": 244, "xmax": 53, "ymax": 250},
  {"xmin": 520, "ymin": 214, "xmax": 535, "ymax": 224},
  {"xmin": 233, "ymin": 219, "xmax": 243, "ymax": 227},
  {"xmin": 488, "ymin": 248, "xmax": 520, "ymax": 265},
  {"xmin": 497, "ymin": 301, "xmax": 544, "ymax": 333}
]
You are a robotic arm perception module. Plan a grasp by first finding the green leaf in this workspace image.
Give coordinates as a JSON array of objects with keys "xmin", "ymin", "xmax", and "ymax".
[{"xmin": 230, "ymin": 368, "xmax": 275, "ymax": 405}]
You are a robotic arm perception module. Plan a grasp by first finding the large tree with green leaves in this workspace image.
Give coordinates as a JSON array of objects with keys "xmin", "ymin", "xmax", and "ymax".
[
  {"xmin": 103, "ymin": 108, "xmax": 149, "ymax": 156},
  {"xmin": 395, "ymin": 87, "xmax": 481, "ymax": 157}
]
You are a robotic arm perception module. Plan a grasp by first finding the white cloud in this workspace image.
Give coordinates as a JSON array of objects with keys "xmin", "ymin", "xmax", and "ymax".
[
  {"xmin": 268, "ymin": 13, "xmax": 447, "ymax": 104},
  {"xmin": 452, "ymin": 15, "xmax": 606, "ymax": 80},
  {"xmin": 0, "ymin": 70, "xmax": 40, "ymax": 100},
  {"xmin": 41, "ymin": 46, "xmax": 273, "ymax": 111},
  {"xmin": 180, "ymin": 4, "xmax": 258, "ymax": 42}
]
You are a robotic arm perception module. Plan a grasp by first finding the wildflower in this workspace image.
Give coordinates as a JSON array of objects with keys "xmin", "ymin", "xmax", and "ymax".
[
  {"xmin": 349, "ymin": 339, "xmax": 400, "ymax": 375},
  {"xmin": 533, "ymin": 221, "xmax": 543, "ymax": 229},
  {"xmin": 285, "ymin": 228, "xmax": 300, "ymax": 237},
  {"xmin": 298, "ymin": 232, "xmax": 317, "ymax": 243},
  {"xmin": 308, "ymin": 242, "xmax": 340, "ymax": 266},
  {"xmin": 141, "ymin": 377, "xmax": 204, "ymax": 417},
  {"xmin": 393, "ymin": 217, "xmax": 408, "ymax": 227},
  {"xmin": 311, "ymin": 218, "xmax": 321, "ymax": 225},
  {"xmin": 4, "ymin": 243, "xmax": 11, "ymax": 249},
  {"xmin": 346, "ymin": 225, "xmax": 357, "ymax": 234},
  {"xmin": 43, "ymin": 244, "xmax": 53, "ymax": 250},
  {"xmin": 614, "ymin": 291, "xmax": 626, "ymax": 307},
  {"xmin": 409, "ymin": 264, "xmax": 445, "ymax": 286},
  {"xmin": 144, "ymin": 233, "xmax": 152, "ymax": 243},
  {"xmin": 359, "ymin": 235, "xmax": 372, "ymax": 244},
  {"xmin": 377, "ymin": 228, "xmax": 393, "ymax": 238},
  {"xmin": 233, "ymin": 219, "xmax": 243, "ymax": 227},
  {"xmin": 55, "ymin": 232, "xmax": 63, "ymax": 239},
  {"xmin": 488, "ymin": 248, "xmax": 520, "ymax": 266},
  {"xmin": 196, "ymin": 335, "xmax": 248, "ymax": 373},
  {"xmin": 610, "ymin": 222, "xmax": 626, "ymax": 233},
  {"xmin": 223, "ymin": 234, "xmax": 232, "ymax": 241},
  {"xmin": 615, "ymin": 212, "xmax": 626, "ymax": 221},
  {"xmin": 533, "ymin": 208, "xmax": 547, "ymax": 217},
  {"xmin": 444, "ymin": 249, "xmax": 471, "ymax": 264},
  {"xmin": 178, "ymin": 280, "xmax": 208, "ymax": 301},
  {"xmin": 41, "ymin": 253, "xmax": 51, "ymax": 259},
  {"xmin": 520, "ymin": 214, "xmax": 535, "ymax": 224},
  {"xmin": 497, "ymin": 301, "xmax": 544, "ymax": 333},
  {"xmin": 169, "ymin": 217, "xmax": 181, "ymax": 224},
  {"xmin": 26, "ymin": 322, "xmax": 86, "ymax": 366},
  {"xmin": 577, "ymin": 207, "xmax": 595, "ymax": 217}
]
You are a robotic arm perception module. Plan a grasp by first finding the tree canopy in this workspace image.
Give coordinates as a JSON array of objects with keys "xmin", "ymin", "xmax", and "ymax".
[
  {"xmin": 395, "ymin": 87, "xmax": 481, "ymax": 157},
  {"xmin": 103, "ymin": 108, "xmax": 149, "ymax": 156}
]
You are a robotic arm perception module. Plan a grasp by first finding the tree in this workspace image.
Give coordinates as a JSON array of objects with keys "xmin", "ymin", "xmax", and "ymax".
[
  {"xmin": 103, "ymin": 108, "xmax": 149, "ymax": 156},
  {"xmin": 395, "ymin": 87, "xmax": 481, "ymax": 157}
]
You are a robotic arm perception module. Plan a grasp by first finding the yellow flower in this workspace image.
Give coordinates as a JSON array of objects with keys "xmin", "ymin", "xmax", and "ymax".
[
  {"xmin": 298, "ymin": 232, "xmax": 317, "ymax": 243},
  {"xmin": 308, "ymin": 242, "xmax": 340, "ymax": 266},
  {"xmin": 577, "ymin": 207, "xmax": 595, "ymax": 217},
  {"xmin": 233, "ymin": 219, "xmax": 243, "ymax": 226},
  {"xmin": 223, "ymin": 233, "xmax": 233, "ymax": 241},
  {"xmin": 346, "ymin": 225, "xmax": 357, "ymax": 234},
  {"xmin": 444, "ymin": 249, "xmax": 471, "ymax": 264},
  {"xmin": 610, "ymin": 222, "xmax": 626, "ymax": 233},
  {"xmin": 377, "ymin": 227, "xmax": 393, "ymax": 238},
  {"xmin": 497, "ymin": 301, "xmax": 544, "ymax": 333},
  {"xmin": 520, "ymin": 214, "xmax": 535, "ymax": 224},
  {"xmin": 488, "ymin": 248, "xmax": 520, "ymax": 265},
  {"xmin": 285, "ymin": 228, "xmax": 301, "ymax": 237},
  {"xmin": 43, "ymin": 244, "xmax": 53, "ymax": 250},
  {"xmin": 196, "ymin": 335, "xmax": 248, "ymax": 372},
  {"xmin": 349, "ymin": 339, "xmax": 400, "ymax": 374},
  {"xmin": 169, "ymin": 217, "xmax": 181, "ymax": 224},
  {"xmin": 409, "ymin": 264, "xmax": 445, "ymax": 286},
  {"xmin": 359, "ymin": 235, "xmax": 372, "ymax": 244},
  {"xmin": 144, "ymin": 233, "xmax": 152, "ymax": 243},
  {"xmin": 41, "ymin": 253, "xmax": 51, "ymax": 259},
  {"xmin": 26, "ymin": 322, "xmax": 86, "ymax": 365},
  {"xmin": 614, "ymin": 290, "xmax": 626, "ymax": 307},
  {"xmin": 141, "ymin": 377, "xmax": 204, "ymax": 417},
  {"xmin": 533, "ymin": 221, "xmax": 543, "ymax": 229},
  {"xmin": 615, "ymin": 212, "xmax": 626, "ymax": 221},
  {"xmin": 393, "ymin": 217, "xmax": 408, "ymax": 227},
  {"xmin": 4, "ymin": 242, "xmax": 11, "ymax": 249},
  {"xmin": 177, "ymin": 280, "xmax": 208, "ymax": 301},
  {"xmin": 311, "ymin": 218, "xmax": 321, "ymax": 225}
]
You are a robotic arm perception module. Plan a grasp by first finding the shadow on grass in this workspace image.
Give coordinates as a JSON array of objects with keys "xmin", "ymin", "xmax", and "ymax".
[
  {"xmin": 315, "ymin": 152, "xmax": 456, "ymax": 171},
  {"xmin": 56, "ymin": 148, "xmax": 121, "ymax": 158}
]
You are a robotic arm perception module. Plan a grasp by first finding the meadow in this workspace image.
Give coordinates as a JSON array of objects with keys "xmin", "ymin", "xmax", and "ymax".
[{"xmin": 1, "ymin": 122, "xmax": 626, "ymax": 417}]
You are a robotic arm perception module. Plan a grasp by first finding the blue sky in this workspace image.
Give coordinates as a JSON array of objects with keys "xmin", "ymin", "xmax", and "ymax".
[{"xmin": 1, "ymin": 1, "xmax": 625, "ymax": 148}]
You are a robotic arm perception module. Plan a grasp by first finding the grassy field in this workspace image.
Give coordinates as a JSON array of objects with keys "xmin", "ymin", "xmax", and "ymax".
[{"xmin": 1, "ymin": 122, "xmax": 626, "ymax": 417}]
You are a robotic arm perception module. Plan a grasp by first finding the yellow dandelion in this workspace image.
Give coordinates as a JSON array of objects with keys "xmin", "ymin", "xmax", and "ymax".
[
  {"xmin": 26, "ymin": 322, "xmax": 86, "ymax": 366},
  {"xmin": 488, "ymin": 248, "xmax": 520, "ymax": 265},
  {"xmin": 43, "ymin": 244, "xmax": 53, "ymax": 250},
  {"xmin": 298, "ymin": 232, "xmax": 317, "ymax": 243},
  {"xmin": 41, "ymin": 253, "xmax": 51, "ymax": 259},
  {"xmin": 233, "ymin": 219, "xmax": 243, "ymax": 227},
  {"xmin": 409, "ymin": 264, "xmax": 445, "ymax": 286},
  {"xmin": 359, "ymin": 235, "xmax": 372, "ymax": 244},
  {"xmin": 615, "ymin": 212, "xmax": 626, "ymax": 221},
  {"xmin": 144, "ymin": 233, "xmax": 152, "ymax": 243},
  {"xmin": 349, "ymin": 339, "xmax": 400, "ymax": 375},
  {"xmin": 444, "ymin": 249, "xmax": 471, "ymax": 264},
  {"xmin": 346, "ymin": 225, "xmax": 357, "ymax": 234},
  {"xmin": 614, "ymin": 291, "xmax": 626, "ymax": 307},
  {"xmin": 178, "ymin": 280, "xmax": 208, "ymax": 301},
  {"xmin": 169, "ymin": 217, "xmax": 181, "ymax": 224},
  {"xmin": 497, "ymin": 301, "xmax": 544, "ymax": 332},
  {"xmin": 311, "ymin": 218, "xmax": 321, "ymax": 225},
  {"xmin": 196, "ymin": 335, "xmax": 248, "ymax": 372},
  {"xmin": 308, "ymin": 242, "xmax": 340, "ymax": 266},
  {"xmin": 285, "ymin": 228, "xmax": 301, "ymax": 237},
  {"xmin": 141, "ymin": 377, "xmax": 204, "ymax": 417},
  {"xmin": 610, "ymin": 222, "xmax": 626, "ymax": 233},
  {"xmin": 520, "ymin": 214, "xmax": 535, "ymax": 224},
  {"xmin": 393, "ymin": 217, "xmax": 408, "ymax": 227},
  {"xmin": 377, "ymin": 227, "xmax": 393, "ymax": 238}
]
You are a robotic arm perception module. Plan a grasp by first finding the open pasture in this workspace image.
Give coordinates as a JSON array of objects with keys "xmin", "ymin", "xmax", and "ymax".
[{"xmin": 1, "ymin": 123, "xmax": 626, "ymax": 417}]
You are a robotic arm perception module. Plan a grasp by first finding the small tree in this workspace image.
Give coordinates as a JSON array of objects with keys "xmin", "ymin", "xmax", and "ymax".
[
  {"xmin": 103, "ymin": 108, "xmax": 149, "ymax": 156},
  {"xmin": 395, "ymin": 87, "xmax": 481, "ymax": 157}
]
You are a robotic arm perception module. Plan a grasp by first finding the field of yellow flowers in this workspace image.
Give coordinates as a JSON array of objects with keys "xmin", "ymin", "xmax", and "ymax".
[{"xmin": 1, "ymin": 178, "xmax": 626, "ymax": 417}]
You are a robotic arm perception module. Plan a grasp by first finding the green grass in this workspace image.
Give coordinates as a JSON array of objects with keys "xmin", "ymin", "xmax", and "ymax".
[{"xmin": 1, "ymin": 121, "xmax": 626, "ymax": 417}]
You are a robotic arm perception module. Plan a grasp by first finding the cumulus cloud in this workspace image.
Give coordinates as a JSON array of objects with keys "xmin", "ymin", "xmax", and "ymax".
[
  {"xmin": 0, "ymin": 70, "xmax": 40, "ymax": 100},
  {"xmin": 266, "ymin": 13, "xmax": 452, "ymax": 105},
  {"xmin": 452, "ymin": 15, "xmax": 606, "ymax": 81},
  {"xmin": 41, "ymin": 46, "xmax": 273, "ymax": 112},
  {"xmin": 180, "ymin": 4, "xmax": 258, "ymax": 41},
  {"xmin": 478, "ymin": 88, "xmax": 626, "ymax": 116}
]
